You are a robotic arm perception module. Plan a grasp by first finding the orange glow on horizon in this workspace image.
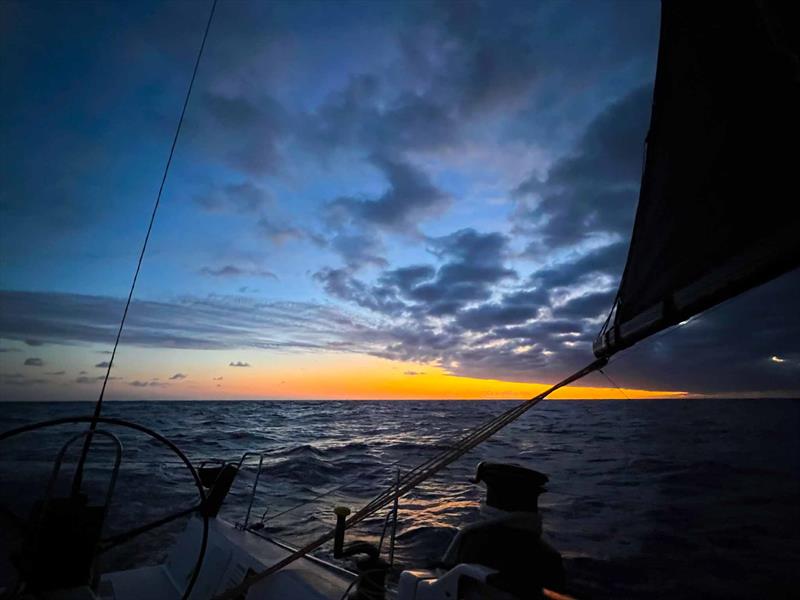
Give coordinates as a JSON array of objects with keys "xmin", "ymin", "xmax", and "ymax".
[{"xmin": 170, "ymin": 354, "xmax": 686, "ymax": 400}]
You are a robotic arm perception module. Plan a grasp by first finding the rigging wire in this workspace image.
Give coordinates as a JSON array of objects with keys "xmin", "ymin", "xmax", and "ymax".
[
  {"xmin": 71, "ymin": 0, "xmax": 218, "ymax": 497},
  {"xmin": 598, "ymin": 368, "xmax": 632, "ymax": 401}
]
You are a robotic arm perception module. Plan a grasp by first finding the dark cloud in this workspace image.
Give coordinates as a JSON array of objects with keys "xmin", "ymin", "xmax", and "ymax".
[
  {"xmin": 76, "ymin": 375, "xmax": 106, "ymax": 384},
  {"xmin": 428, "ymin": 228, "xmax": 508, "ymax": 264},
  {"xmin": 229, "ymin": 361, "xmax": 250, "ymax": 368},
  {"xmin": 367, "ymin": 275, "xmax": 587, "ymax": 378},
  {"xmin": 552, "ymin": 290, "xmax": 617, "ymax": 321},
  {"xmin": 415, "ymin": 0, "xmax": 544, "ymax": 115},
  {"xmin": 327, "ymin": 154, "xmax": 450, "ymax": 234},
  {"xmin": 24, "ymin": 357, "xmax": 43, "ymax": 367},
  {"xmin": 315, "ymin": 228, "xmax": 517, "ymax": 318},
  {"xmin": 2, "ymin": 373, "xmax": 47, "ymax": 386},
  {"xmin": 129, "ymin": 379, "xmax": 165, "ymax": 388},
  {"xmin": 315, "ymin": 153, "xmax": 451, "ymax": 269},
  {"xmin": 514, "ymin": 86, "xmax": 653, "ymax": 252},
  {"xmin": 192, "ymin": 181, "xmax": 304, "ymax": 247},
  {"xmin": 378, "ymin": 266, "xmax": 436, "ymax": 292},
  {"xmin": 256, "ymin": 217, "xmax": 305, "ymax": 245},
  {"xmin": 193, "ymin": 181, "xmax": 273, "ymax": 214},
  {"xmin": 404, "ymin": 230, "xmax": 517, "ymax": 316},
  {"xmin": 303, "ymin": 74, "xmax": 458, "ymax": 158},
  {"xmin": 404, "ymin": 371, "xmax": 425, "ymax": 376},
  {"xmin": 196, "ymin": 92, "xmax": 289, "ymax": 175},
  {"xmin": 490, "ymin": 318, "xmax": 586, "ymax": 343},
  {"xmin": 169, "ymin": 373, "xmax": 186, "ymax": 380},
  {"xmin": 200, "ymin": 265, "xmax": 277, "ymax": 279},
  {"xmin": 328, "ymin": 232, "xmax": 388, "ymax": 270},
  {"xmin": 95, "ymin": 361, "xmax": 110, "ymax": 368},
  {"xmin": 0, "ymin": 290, "xmax": 370, "ymax": 353},
  {"xmin": 313, "ymin": 268, "xmax": 404, "ymax": 315},
  {"xmin": 455, "ymin": 299, "xmax": 542, "ymax": 331},
  {"xmin": 373, "ymin": 324, "xmax": 461, "ymax": 365},
  {"xmin": 529, "ymin": 242, "xmax": 628, "ymax": 289},
  {"xmin": 46, "ymin": 371, "xmax": 66, "ymax": 376}
]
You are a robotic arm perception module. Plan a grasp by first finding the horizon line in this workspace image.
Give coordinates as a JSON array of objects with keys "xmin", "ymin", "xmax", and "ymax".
[{"xmin": 2, "ymin": 396, "xmax": 798, "ymax": 402}]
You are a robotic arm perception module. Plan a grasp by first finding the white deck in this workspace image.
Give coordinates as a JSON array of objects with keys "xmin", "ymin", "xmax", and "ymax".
[{"xmin": 101, "ymin": 518, "xmax": 355, "ymax": 600}]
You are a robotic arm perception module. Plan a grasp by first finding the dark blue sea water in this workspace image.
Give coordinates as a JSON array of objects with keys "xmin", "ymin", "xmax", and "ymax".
[{"xmin": 1, "ymin": 399, "xmax": 799, "ymax": 599}]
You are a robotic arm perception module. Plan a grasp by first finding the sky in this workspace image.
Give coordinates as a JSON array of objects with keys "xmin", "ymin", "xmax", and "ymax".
[{"xmin": 1, "ymin": 0, "xmax": 798, "ymax": 401}]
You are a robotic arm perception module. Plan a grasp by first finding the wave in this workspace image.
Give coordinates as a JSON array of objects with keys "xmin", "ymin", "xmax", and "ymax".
[{"xmin": 1, "ymin": 398, "xmax": 798, "ymax": 599}]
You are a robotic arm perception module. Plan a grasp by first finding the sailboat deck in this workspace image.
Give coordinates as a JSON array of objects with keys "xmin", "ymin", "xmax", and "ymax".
[{"xmin": 101, "ymin": 518, "xmax": 356, "ymax": 600}]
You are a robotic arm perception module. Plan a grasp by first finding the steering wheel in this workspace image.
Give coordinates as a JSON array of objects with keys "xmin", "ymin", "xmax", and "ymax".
[{"xmin": 0, "ymin": 416, "xmax": 209, "ymax": 600}]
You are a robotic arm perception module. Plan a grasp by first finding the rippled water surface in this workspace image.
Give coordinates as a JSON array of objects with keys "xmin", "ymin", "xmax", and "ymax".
[{"xmin": 1, "ymin": 399, "xmax": 798, "ymax": 599}]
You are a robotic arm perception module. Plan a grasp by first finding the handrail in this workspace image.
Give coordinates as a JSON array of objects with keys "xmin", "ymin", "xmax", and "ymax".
[
  {"xmin": 47, "ymin": 429, "xmax": 123, "ymax": 516},
  {"xmin": 32, "ymin": 429, "xmax": 124, "ymax": 567}
]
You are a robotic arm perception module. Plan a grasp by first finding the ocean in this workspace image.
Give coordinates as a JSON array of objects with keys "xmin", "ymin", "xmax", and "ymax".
[{"xmin": 1, "ymin": 399, "xmax": 798, "ymax": 599}]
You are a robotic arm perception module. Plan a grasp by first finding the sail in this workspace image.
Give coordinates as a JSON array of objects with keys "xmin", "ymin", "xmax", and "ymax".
[{"xmin": 594, "ymin": 1, "xmax": 800, "ymax": 359}]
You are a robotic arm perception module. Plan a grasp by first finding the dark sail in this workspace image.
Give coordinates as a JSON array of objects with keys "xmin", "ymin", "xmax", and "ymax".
[{"xmin": 594, "ymin": 1, "xmax": 800, "ymax": 359}]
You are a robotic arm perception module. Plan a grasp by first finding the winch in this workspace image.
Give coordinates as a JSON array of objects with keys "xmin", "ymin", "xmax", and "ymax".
[{"xmin": 397, "ymin": 461, "xmax": 566, "ymax": 600}]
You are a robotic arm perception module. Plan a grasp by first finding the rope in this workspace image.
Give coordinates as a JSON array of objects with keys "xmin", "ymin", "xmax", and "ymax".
[
  {"xmin": 598, "ymin": 368, "xmax": 632, "ymax": 401},
  {"xmin": 375, "ymin": 470, "xmax": 401, "ymax": 561},
  {"xmin": 213, "ymin": 357, "xmax": 607, "ymax": 600},
  {"xmin": 376, "ymin": 506, "xmax": 394, "ymax": 556},
  {"xmin": 71, "ymin": 0, "xmax": 218, "ymax": 497}
]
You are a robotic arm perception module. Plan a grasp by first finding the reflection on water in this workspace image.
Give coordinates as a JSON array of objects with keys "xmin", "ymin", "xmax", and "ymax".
[{"xmin": 1, "ymin": 399, "xmax": 798, "ymax": 599}]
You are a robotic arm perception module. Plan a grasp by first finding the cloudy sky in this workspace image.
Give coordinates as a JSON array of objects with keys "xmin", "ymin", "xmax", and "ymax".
[{"xmin": 1, "ymin": 0, "xmax": 798, "ymax": 401}]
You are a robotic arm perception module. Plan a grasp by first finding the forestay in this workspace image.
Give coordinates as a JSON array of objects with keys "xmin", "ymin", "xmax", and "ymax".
[{"xmin": 595, "ymin": 1, "xmax": 800, "ymax": 358}]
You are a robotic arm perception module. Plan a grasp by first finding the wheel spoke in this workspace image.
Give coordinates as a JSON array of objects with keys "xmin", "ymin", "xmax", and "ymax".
[{"xmin": 97, "ymin": 504, "xmax": 201, "ymax": 554}]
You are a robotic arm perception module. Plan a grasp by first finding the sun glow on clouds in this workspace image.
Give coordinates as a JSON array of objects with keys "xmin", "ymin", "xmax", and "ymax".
[{"xmin": 0, "ymin": 342, "xmax": 679, "ymax": 401}]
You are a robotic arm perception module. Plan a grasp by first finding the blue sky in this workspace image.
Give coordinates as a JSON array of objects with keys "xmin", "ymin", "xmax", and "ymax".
[{"xmin": 1, "ymin": 0, "xmax": 798, "ymax": 400}]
